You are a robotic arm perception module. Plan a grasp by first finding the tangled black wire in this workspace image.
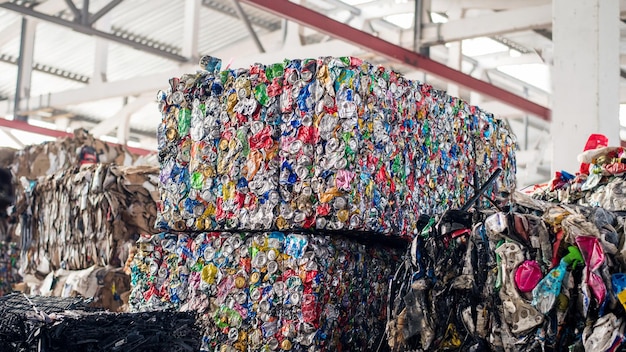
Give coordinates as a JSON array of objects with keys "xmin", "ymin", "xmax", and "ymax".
[{"xmin": 0, "ymin": 294, "xmax": 202, "ymax": 352}]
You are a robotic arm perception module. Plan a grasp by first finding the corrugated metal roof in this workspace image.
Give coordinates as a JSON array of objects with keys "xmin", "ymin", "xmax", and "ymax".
[
  {"xmin": 0, "ymin": 0, "xmax": 283, "ymax": 107},
  {"xmin": 32, "ymin": 22, "xmax": 95, "ymax": 77},
  {"xmin": 0, "ymin": 62, "xmax": 17, "ymax": 102}
]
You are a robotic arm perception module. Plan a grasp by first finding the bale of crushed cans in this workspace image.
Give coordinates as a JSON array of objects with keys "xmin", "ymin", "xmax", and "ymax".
[
  {"xmin": 129, "ymin": 231, "xmax": 402, "ymax": 351},
  {"xmin": 155, "ymin": 56, "xmax": 517, "ymax": 238},
  {"xmin": 16, "ymin": 164, "xmax": 160, "ymax": 275},
  {"xmin": 386, "ymin": 192, "xmax": 626, "ymax": 351},
  {"xmin": 0, "ymin": 293, "xmax": 201, "ymax": 352}
]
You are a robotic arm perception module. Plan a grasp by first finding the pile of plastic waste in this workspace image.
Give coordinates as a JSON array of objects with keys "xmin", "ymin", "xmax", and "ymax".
[
  {"xmin": 386, "ymin": 189, "xmax": 626, "ymax": 351},
  {"xmin": 534, "ymin": 135, "xmax": 626, "ymax": 212}
]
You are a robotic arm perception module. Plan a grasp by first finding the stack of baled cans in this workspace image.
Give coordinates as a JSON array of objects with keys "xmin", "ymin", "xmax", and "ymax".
[{"xmin": 129, "ymin": 56, "xmax": 517, "ymax": 351}]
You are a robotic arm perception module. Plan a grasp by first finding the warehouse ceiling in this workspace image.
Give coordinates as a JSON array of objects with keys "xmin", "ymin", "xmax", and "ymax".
[{"xmin": 0, "ymin": 0, "xmax": 624, "ymax": 188}]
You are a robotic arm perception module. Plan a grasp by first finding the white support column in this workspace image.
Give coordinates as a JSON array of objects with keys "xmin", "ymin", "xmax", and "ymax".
[
  {"xmin": 92, "ymin": 12, "xmax": 111, "ymax": 83},
  {"xmin": 56, "ymin": 116, "xmax": 70, "ymax": 131},
  {"xmin": 14, "ymin": 17, "xmax": 37, "ymax": 120},
  {"xmin": 182, "ymin": 0, "xmax": 201, "ymax": 62},
  {"xmin": 446, "ymin": 43, "xmax": 462, "ymax": 96},
  {"xmin": 283, "ymin": 19, "xmax": 302, "ymax": 48},
  {"xmin": 551, "ymin": 0, "xmax": 620, "ymax": 172}
]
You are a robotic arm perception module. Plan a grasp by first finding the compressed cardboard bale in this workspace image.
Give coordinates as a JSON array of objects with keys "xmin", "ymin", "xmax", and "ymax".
[
  {"xmin": 129, "ymin": 231, "xmax": 402, "ymax": 351},
  {"xmin": 16, "ymin": 164, "xmax": 159, "ymax": 275},
  {"xmin": 155, "ymin": 56, "xmax": 517, "ymax": 239},
  {"xmin": 10, "ymin": 128, "xmax": 141, "ymax": 180}
]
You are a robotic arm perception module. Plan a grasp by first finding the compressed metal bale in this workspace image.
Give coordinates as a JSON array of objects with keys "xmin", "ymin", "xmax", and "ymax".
[
  {"xmin": 155, "ymin": 56, "xmax": 516, "ymax": 239},
  {"xmin": 129, "ymin": 231, "xmax": 402, "ymax": 351}
]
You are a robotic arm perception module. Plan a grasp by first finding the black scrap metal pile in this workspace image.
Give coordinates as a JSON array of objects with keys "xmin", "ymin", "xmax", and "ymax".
[{"xmin": 0, "ymin": 293, "xmax": 201, "ymax": 352}]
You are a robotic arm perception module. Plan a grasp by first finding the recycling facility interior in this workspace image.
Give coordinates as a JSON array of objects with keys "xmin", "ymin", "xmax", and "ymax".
[{"xmin": 0, "ymin": 0, "xmax": 626, "ymax": 351}]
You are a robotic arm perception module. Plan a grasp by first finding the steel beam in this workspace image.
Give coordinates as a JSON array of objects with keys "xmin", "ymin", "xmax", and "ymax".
[
  {"xmin": 467, "ymin": 52, "xmax": 543, "ymax": 69},
  {"xmin": 116, "ymin": 96, "xmax": 138, "ymax": 145},
  {"xmin": 323, "ymin": 0, "xmax": 360, "ymax": 15},
  {"xmin": 64, "ymin": 0, "xmax": 81, "ymax": 20},
  {"xmin": 354, "ymin": 0, "xmax": 550, "ymax": 22},
  {"xmin": 412, "ymin": 0, "xmax": 423, "ymax": 52},
  {"xmin": 240, "ymin": 0, "xmax": 551, "ymax": 121},
  {"xmin": 420, "ymin": 5, "xmax": 552, "ymax": 45},
  {"xmin": 0, "ymin": 118, "xmax": 73, "ymax": 139},
  {"xmin": 0, "ymin": 128, "xmax": 25, "ymax": 148},
  {"xmin": 0, "ymin": 118, "xmax": 154, "ymax": 155},
  {"xmin": 0, "ymin": 2, "xmax": 188, "ymax": 63},
  {"xmin": 21, "ymin": 68, "xmax": 189, "ymax": 110},
  {"xmin": 81, "ymin": 0, "xmax": 90, "ymax": 25},
  {"xmin": 445, "ymin": 9, "xmax": 463, "ymax": 97},
  {"xmin": 230, "ymin": 0, "xmax": 265, "ymax": 53},
  {"xmin": 110, "ymin": 26, "xmax": 180, "ymax": 54},
  {"xmin": 0, "ymin": 0, "xmax": 69, "ymax": 49},
  {"xmin": 440, "ymin": 0, "xmax": 550, "ymax": 10}
]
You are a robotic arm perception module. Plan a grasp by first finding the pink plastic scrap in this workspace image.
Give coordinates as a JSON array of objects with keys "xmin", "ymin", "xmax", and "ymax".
[{"xmin": 575, "ymin": 235, "xmax": 607, "ymax": 305}]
